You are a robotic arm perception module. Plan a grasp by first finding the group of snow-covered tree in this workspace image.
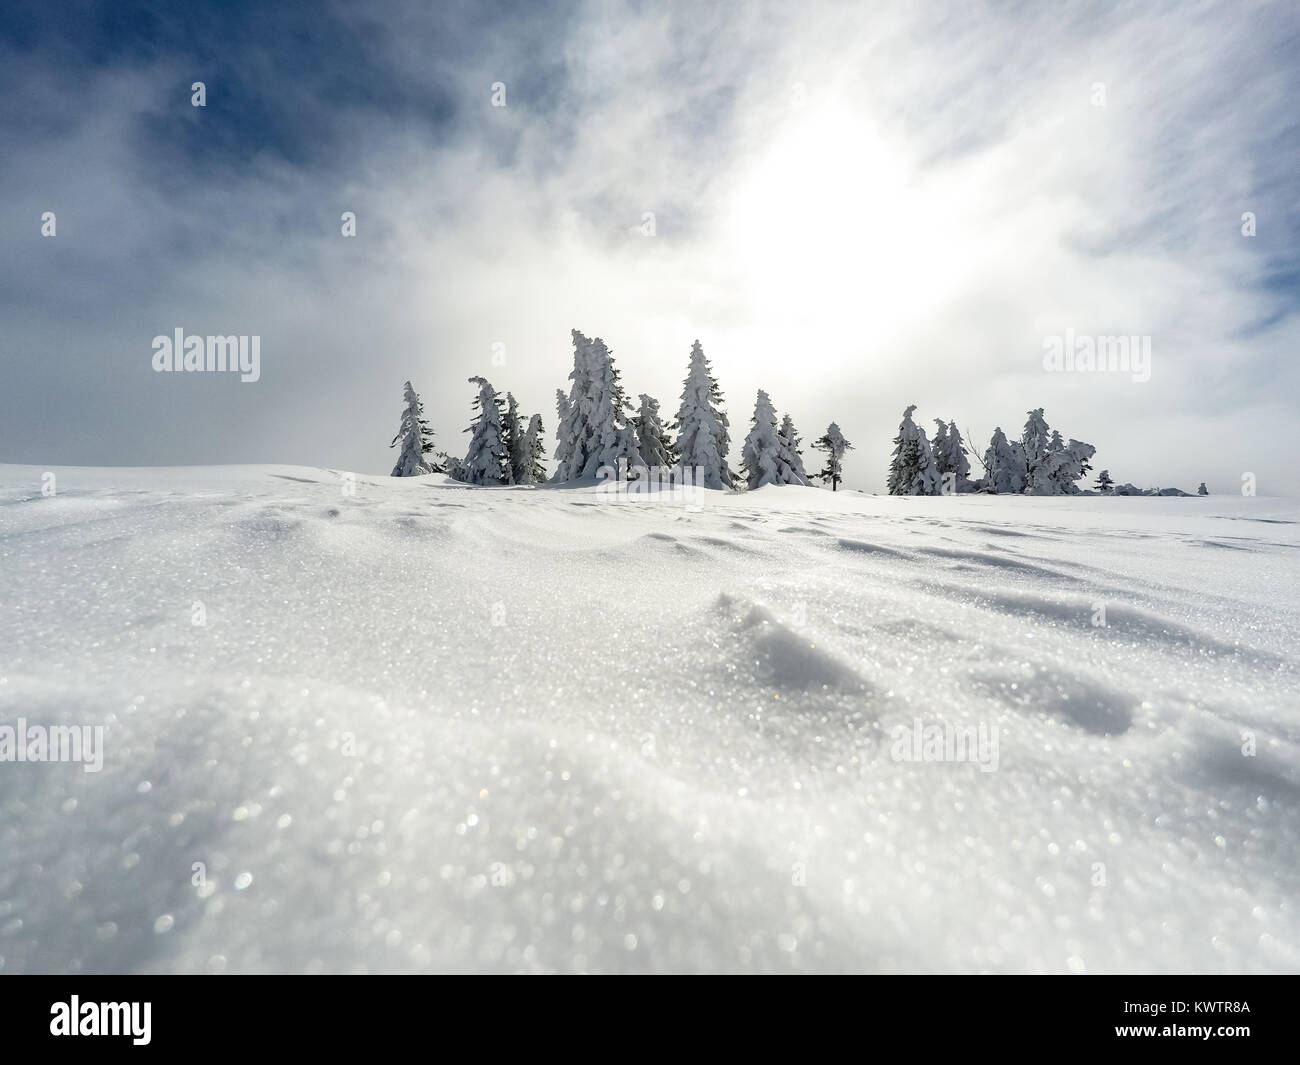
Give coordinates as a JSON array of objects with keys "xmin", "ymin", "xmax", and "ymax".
[
  {"xmin": 391, "ymin": 332, "xmax": 1114, "ymax": 498},
  {"xmin": 979, "ymin": 408, "xmax": 1096, "ymax": 496},
  {"xmin": 389, "ymin": 377, "xmax": 545, "ymax": 486},
  {"xmin": 455, "ymin": 377, "xmax": 548, "ymax": 486},
  {"xmin": 884, "ymin": 403, "xmax": 1096, "ymax": 496},
  {"xmin": 391, "ymin": 332, "xmax": 851, "ymax": 492},
  {"xmin": 550, "ymin": 331, "xmax": 844, "ymax": 491}
]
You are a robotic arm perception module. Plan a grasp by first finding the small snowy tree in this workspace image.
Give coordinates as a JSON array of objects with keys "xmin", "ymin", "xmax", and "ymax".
[
  {"xmin": 931, "ymin": 419, "xmax": 950, "ymax": 477},
  {"xmin": 1198, "ymin": 481, "xmax": 1208, "ymax": 496},
  {"xmin": 931, "ymin": 419, "xmax": 972, "ymax": 494},
  {"xmin": 632, "ymin": 393, "xmax": 675, "ymax": 469},
  {"xmin": 740, "ymin": 390, "xmax": 785, "ymax": 489},
  {"xmin": 672, "ymin": 339, "xmax": 733, "ymax": 489},
  {"xmin": 1024, "ymin": 413, "xmax": 1094, "ymax": 494},
  {"xmin": 1033, "ymin": 439, "xmax": 1096, "ymax": 495},
  {"xmin": 552, "ymin": 388, "xmax": 573, "ymax": 483},
  {"xmin": 389, "ymin": 380, "xmax": 444, "ymax": 476},
  {"xmin": 887, "ymin": 405, "xmax": 940, "ymax": 495},
  {"xmin": 812, "ymin": 422, "xmax": 853, "ymax": 491},
  {"xmin": 711, "ymin": 372, "xmax": 736, "ymax": 486},
  {"xmin": 946, "ymin": 423, "xmax": 973, "ymax": 492},
  {"xmin": 552, "ymin": 331, "xmax": 594, "ymax": 481},
  {"xmin": 521, "ymin": 413, "xmax": 546, "ymax": 485},
  {"xmin": 458, "ymin": 376, "xmax": 511, "ymax": 486},
  {"xmin": 1095, "ymin": 469, "xmax": 1114, "ymax": 493},
  {"xmin": 981, "ymin": 427, "xmax": 1027, "ymax": 494},
  {"xmin": 1021, "ymin": 408, "xmax": 1053, "ymax": 486},
  {"xmin": 776, "ymin": 413, "xmax": 811, "ymax": 486},
  {"xmin": 503, "ymin": 392, "xmax": 528, "ymax": 486}
]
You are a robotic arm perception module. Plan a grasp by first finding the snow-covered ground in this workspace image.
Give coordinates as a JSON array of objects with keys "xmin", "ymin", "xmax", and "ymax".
[{"xmin": 1, "ymin": 464, "xmax": 1297, "ymax": 974}]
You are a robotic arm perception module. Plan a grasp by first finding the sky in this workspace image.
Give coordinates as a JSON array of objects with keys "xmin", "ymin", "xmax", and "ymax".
[{"xmin": 1, "ymin": 0, "xmax": 1297, "ymax": 494}]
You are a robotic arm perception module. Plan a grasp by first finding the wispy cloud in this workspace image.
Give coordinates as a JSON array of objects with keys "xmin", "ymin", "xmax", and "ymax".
[{"xmin": 2, "ymin": 0, "xmax": 1296, "ymax": 493}]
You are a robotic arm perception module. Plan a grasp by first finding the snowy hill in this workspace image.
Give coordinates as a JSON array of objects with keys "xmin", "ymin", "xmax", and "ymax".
[{"xmin": 1, "ymin": 464, "xmax": 1297, "ymax": 973}]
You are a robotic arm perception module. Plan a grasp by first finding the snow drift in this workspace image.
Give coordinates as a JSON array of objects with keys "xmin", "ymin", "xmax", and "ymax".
[{"xmin": 1, "ymin": 464, "xmax": 1297, "ymax": 973}]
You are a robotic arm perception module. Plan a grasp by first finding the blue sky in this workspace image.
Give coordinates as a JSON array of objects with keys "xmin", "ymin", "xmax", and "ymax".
[{"xmin": 2, "ymin": 0, "xmax": 1297, "ymax": 492}]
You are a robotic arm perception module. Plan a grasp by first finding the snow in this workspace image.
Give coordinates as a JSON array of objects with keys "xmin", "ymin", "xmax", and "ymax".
[{"xmin": 1, "ymin": 463, "xmax": 1298, "ymax": 974}]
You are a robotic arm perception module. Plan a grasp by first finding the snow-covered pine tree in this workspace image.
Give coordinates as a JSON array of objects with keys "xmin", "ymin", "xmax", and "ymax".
[
  {"xmin": 1024, "ymin": 414, "xmax": 1094, "ymax": 494},
  {"xmin": 708, "ymin": 364, "xmax": 735, "ymax": 486},
  {"xmin": 672, "ymin": 339, "xmax": 733, "ymax": 489},
  {"xmin": 502, "ymin": 392, "xmax": 526, "ymax": 486},
  {"xmin": 1198, "ymin": 482, "xmax": 1208, "ymax": 496},
  {"xmin": 522, "ymin": 413, "xmax": 547, "ymax": 485},
  {"xmin": 551, "ymin": 330, "xmax": 640, "ymax": 481},
  {"xmin": 1075, "ymin": 437, "xmax": 1094, "ymax": 485},
  {"xmin": 458, "ymin": 376, "xmax": 511, "ymax": 486},
  {"xmin": 389, "ymin": 380, "xmax": 444, "ymax": 476},
  {"xmin": 981, "ymin": 427, "xmax": 1027, "ymax": 494},
  {"xmin": 552, "ymin": 330, "xmax": 595, "ymax": 482},
  {"xmin": 552, "ymin": 388, "xmax": 573, "ymax": 483},
  {"xmin": 740, "ymin": 390, "xmax": 785, "ymax": 489},
  {"xmin": 1021, "ymin": 408, "xmax": 1053, "ymax": 487},
  {"xmin": 931, "ymin": 419, "xmax": 950, "ymax": 478},
  {"xmin": 940, "ymin": 422, "xmax": 973, "ymax": 493},
  {"xmin": 584, "ymin": 336, "xmax": 641, "ymax": 477},
  {"xmin": 632, "ymin": 393, "xmax": 675, "ymax": 469},
  {"xmin": 1034, "ymin": 439, "xmax": 1096, "ymax": 495},
  {"xmin": 777, "ymin": 413, "xmax": 811, "ymax": 485},
  {"xmin": 887, "ymin": 405, "xmax": 940, "ymax": 495},
  {"xmin": 1095, "ymin": 469, "xmax": 1114, "ymax": 493},
  {"xmin": 812, "ymin": 421, "xmax": 853, "ymax": 491}
]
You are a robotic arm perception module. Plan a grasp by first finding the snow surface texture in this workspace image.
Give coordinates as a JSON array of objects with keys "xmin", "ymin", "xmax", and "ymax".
[{"xmin": 1, "ymin": 464, "xmax": 1298, "ymax": 974}]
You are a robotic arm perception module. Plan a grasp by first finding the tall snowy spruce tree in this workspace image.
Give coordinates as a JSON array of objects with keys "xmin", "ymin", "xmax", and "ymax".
[
  {"xmin": 930, "ymin": 421, "xmax": 972, "ymax": 496},
  {"xmin": 740, "ymin": 390, "xmax": 781, "ymax": 489},
  {"xmin": 812, "ymin": 422, "xmax": 853, "ymax": 491},
  {"xmin": 930, "ymin": 419, "xmax": 950, "ymax": 476},
  {"xmin": 632, "ymin": 393, "xmax": 676, "ymax": 469},
  {"xmin": 930, "ymin": 419, "xmax": 972, "ymax": 494},
  {"xmin": 389, "ymin": 380, "xmax": 444, "ymax": 477},
  {"xmin": 1020, "ymin": 408, "xmax": 1053, "ymax": 489},
  {"xmin": 887, "ymin": 405, "xmax": 940, "ymax": 495},
  {"xmin": 552, "ymin": 389, "xmax": 573, "ymax": 482},
  {"xmin": 777, "ymin": 413, "xmax": 811, "ymax": 485},
  {"xmin": 672, "ymin": 339, "xmax": 733, "ymax": 490},
  {"xmin": 456, "ymin": 376, "xmax": 511, "ymax": 486},
  {"xmin": 942, "ymin": 423, "xmax": 973, "ymax": 492},
  {"xmin": 551, "ymin": 329, "xmax": 641, "ymax": 481},
  {"xmin": 503, "ymin": 392, "xmax": 529, "ymax": 485},
  {"xmin": 522, "ymin": 413, "xmax": 547, "ymax": 485},
  {"xmin": 981, "ymin": 427, "xmax": 1027, "ymax": 494}
]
